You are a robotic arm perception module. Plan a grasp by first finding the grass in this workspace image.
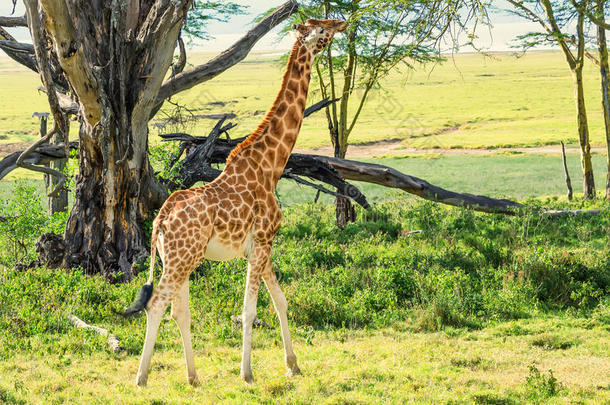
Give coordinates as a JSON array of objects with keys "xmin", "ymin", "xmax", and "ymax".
[
  {"xmin": 3, "ymin": 50, "xmax": 610, "ymax": 150},
  {"xmin": 1, "ymin": 46, "xmax": 609, "ymax": 404},
  {"xmin": 0, "ymin": 317, "xmax": 608, "ymax": 404},
  {"xmin": 2, "ymin": 153, "xmax": 608, "ymax": 208},
  {"xmin": 276, "ymin": 153, "xmax": 610, "ymax": 205},
  {"xmin": 0, "ymin": 195, "xmax": 608, "ymax": 403}
]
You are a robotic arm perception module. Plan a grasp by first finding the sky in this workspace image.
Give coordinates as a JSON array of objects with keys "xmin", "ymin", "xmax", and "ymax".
[{"xmin": 0, "ymin": 1, "xmax": 551, "ymax": 53}]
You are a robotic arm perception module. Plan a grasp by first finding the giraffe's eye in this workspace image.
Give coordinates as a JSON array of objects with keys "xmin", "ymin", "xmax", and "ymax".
[{"xmin": 319, "ymin": 27, "xmax": 324, "ymax": 34}]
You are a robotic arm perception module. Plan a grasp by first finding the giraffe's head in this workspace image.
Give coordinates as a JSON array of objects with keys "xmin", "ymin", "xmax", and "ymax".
[{"xmin": 292, "ymin": 19, "xmax": 348, "ymax": 56}]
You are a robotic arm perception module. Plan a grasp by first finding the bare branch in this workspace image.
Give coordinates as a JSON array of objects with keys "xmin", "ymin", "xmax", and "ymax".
[
  {"xmin": 16, "ymin": 125, "xmax": 67, "ymax": 197},
  {"xmin": 0, "ymin": 15, "xmax": 27, "ymax": 27},
  {"xmin": 156, "ymin": 0, "xmax": 298, "ymax": 103},
  {"xmin": 0, "ymin": 27, "xmax": 38, "ymax": 72},
  {"xmin": 23, "ymin": 0, "xmax": 69, "ymax": 156},
  {"xmin": 284, "ymin": 171, "xmax": 355, "ymax": 201},
  {"xmin": 0, "ymin": 40, "xmax": 34, "ymax": 53},
  {"xmin": 304, "ymin": 98, "xmax": 341, "ymax": 117},
  {"xmin": 68, "ymin": 314, "xmax": 121, "ymax": 353},
  {"xmin": 171, "ymin": 36, "xmax": 187, "ymax": 77}
]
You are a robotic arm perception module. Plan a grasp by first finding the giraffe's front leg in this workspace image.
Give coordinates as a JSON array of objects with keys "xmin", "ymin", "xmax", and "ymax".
[{"xmin": 240, "ymin": 246, "xmax": 266, "ymax": 384}]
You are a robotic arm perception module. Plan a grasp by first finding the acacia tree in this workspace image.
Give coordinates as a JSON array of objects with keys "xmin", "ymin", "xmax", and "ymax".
[
  {"xmin": 0, "ymin": 0, "xmax": 298, "ymax": 279},
  {"xmin": 287, "ymin": 0, "xmax": 488, "ymax": 227},
  {"xmin": 506, "ymin": 0, "xmax": 596, "ymax": 199}
]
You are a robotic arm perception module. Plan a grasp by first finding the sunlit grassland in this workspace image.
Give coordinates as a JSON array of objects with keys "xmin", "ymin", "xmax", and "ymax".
[
  {"xmin": 150, "ymin": 50, "xmax": 610, "ymax": 150},
  {"xmin": 1, "ymin": 152, "xmax": 608, "ymax": 207},
  {"xmin": 0, "ymin": 316, "xmax": 608, "ymax": 404},
  {"xmin": 1, "ymin": 50, "xmax": 610, "ymax": 150}
]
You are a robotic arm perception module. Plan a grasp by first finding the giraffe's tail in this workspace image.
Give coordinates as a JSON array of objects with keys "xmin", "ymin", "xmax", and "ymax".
[{"xmin": 115, "ymin": 220, "xmax": 160, "ymax": 318}]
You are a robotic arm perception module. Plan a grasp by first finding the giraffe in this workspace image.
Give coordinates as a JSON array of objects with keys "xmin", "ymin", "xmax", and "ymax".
[{"xmin": 125, "ymin": 18, "xmax": 348, "ymax": 387}]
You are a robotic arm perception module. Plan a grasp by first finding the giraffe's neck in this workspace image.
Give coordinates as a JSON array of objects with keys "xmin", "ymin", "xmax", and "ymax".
[{"xmin": 225, "ymin": 39, "xmax": 313, "ymax": 188}]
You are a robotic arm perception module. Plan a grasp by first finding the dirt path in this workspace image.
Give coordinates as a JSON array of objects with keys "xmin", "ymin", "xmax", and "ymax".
[
  {"xmin": 294, "ymin": 140, "xmax": 608, "ymax": 158},
  {"xmin": 0, "ymin": 142, "xmax": 31, "ymax": 158},
  {"xmin": 1, "ymin": 139, "xmax": 607, "ymax": 160}
]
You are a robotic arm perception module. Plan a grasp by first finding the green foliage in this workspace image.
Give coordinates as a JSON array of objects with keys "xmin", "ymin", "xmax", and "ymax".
[
  {"xmin": 182, "ymin": 1, "xmax": 247, "ymax": 42},
  {"xmin": 0, "ymin": 181, "xmax": 66, "ymax": 266},
  {"xmin": 149, "ymin": 142, "xmax": 183, "ymax": 183},
  {"xmin": 530, "ymin": 333, "xmax": 578, "ymax": 350},
  {"xmin": 523, "ymin": 365, "xmax": 563, "ymax": 401},
  {"xmin": 0, "ymin": 197, "xmax": 608, "ymax": 402},
  {"xmin": 0, "ymin": 197, "xmax": 608, "ymax": 359}
]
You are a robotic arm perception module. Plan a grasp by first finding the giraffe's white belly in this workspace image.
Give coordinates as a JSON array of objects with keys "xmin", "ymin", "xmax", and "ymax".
[{"xmin": 203, "ymin": 235, "xmax": 250, "ymax": 261}]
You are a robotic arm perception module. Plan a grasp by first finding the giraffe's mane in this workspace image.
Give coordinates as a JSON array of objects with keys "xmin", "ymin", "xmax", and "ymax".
[{"xmin": 225, "ymin": 39, "xmax": 303, "ymax": 165}]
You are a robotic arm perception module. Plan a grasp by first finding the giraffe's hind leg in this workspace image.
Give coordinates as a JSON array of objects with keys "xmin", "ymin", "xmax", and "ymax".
[
  {"xmin": 171, "ymin": 280, "xmax": 199, "ymax": 386},
  {"xmin": 262, "ymin": 261, "xmax": 300, "ymax": 377},
  {"xmin": 136, "ymin": 278, "xmax": 171, "ymax": 387}
]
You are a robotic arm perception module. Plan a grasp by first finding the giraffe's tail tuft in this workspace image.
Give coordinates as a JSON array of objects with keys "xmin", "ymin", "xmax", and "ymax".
[
  {"xmin": 115, "ymin": 283, "xmax": 153, "ymax": 318},
  {"xmin": 115, "ymin": 218, "xmax": 161, "ymax": 318}
]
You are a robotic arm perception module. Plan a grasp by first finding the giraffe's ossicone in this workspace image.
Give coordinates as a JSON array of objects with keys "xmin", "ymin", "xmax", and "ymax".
[{"xmin": 124, "ymin": 18, "xmax": 348, "ymax": 387}]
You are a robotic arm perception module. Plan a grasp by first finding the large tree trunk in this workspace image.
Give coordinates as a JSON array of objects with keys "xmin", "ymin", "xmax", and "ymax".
[
  {"xmin": 597, "ymin": 0, "xmax": 610, "ymax": 200},
  {"xmin": 572, "ymin": 66, "xmax": 596, "ymax": 199},
  {"xmin": 28, "ymin": 0, "xmax": 188, "ymax": 280}
]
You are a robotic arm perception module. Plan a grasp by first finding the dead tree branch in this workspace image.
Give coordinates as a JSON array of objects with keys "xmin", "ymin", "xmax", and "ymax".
[
  {"xmin": 0, "ymin": 40, "xmax": 34, "ymax": 54},
  {"xmin": 1, "ymin": 136, "xmax": 603, "ymax": 217},
  {"xmin": 0, "ymin": 26, "xmax": 38, "ymax": 73},
  {"xmin": 16, "ymin": 124, "xmax": 67, "ymax": 197},
  {"xmin": 23, "ymin": 0, "xmax": 69, "ymax": 147},
  {"xmin": 561, "ymin": 141, "xmax": 573, "ymax": 201},
  {"xmin": 67, "ymin": 314, "xmax": 121, "ymax": 353},
  {"xmin": 0, "ymin": 15, "xmax": 27, "ymax": 27},
  {"xmin": 0, "ymin": 142, "xmax": 78, "ymax": 181}
]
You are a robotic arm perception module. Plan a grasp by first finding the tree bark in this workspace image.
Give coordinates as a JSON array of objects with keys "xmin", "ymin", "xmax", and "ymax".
[
  {"xmin": 38, "ymin": 115, "xmax": 68, "ymax": 213},
  {"xmin": 573, "ymin": 66, "xmax": 596, "ymax": 199},
  {"xmin": 597, "ymin": 0, "xmax": 610, "ymax": 200},
  {"xmin": 25, "ymin": 0, "xmax": 191, "ymax": 280}
]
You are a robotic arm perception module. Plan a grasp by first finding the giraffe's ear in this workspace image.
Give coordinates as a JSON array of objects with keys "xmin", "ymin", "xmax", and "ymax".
[{"xmin": 292, "ymin": 23, "xmax": 308, "ymax": 36}]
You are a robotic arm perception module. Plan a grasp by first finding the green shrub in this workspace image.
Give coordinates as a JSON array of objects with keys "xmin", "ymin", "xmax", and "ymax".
[
  {"xmin": 0, "ymin": 195, "xmax": 608, "ymax": 356},
  {"xmin": 0, "ymin": 181, "xmax": 67, "ymax": 266},
  {"xmin": 523, "ymin": 365, "xmax": 563, "ymax": 401}
]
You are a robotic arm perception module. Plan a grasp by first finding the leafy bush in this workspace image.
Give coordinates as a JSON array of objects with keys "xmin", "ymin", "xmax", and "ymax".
[
  {"xmin": 523, "ymin": 365, "xmax": 563, "ymax": 401},
  {"xmin": 0, "ymin": 181, "xmax": 67, "ymax": 266},
  {"xmin": 0, "ymin": 195, "xmax": 607, "ymax": 358}
]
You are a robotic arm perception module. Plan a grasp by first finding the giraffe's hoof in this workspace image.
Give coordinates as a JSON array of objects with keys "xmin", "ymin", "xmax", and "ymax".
[
  {"xmin": 241, "ymin": 371, "xmax": 255, "ymax": 384},
  {"xmin": 188, "ymin": 374, "xmax": 201, "ymax": 387},
  {"xmin": 286, "ymin": 365, "xmax": 302, "ymax": 377},
  {"xmin": 135, "ymin": 373, "xmax": 148, "ymax": 387}
]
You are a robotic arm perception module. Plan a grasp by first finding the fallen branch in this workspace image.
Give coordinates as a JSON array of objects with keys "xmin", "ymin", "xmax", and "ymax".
[
  {"xmin": 0, "ymin": 141, "xmax": 77, "ymax": 181},
  {"xmin": 67, "ymin": 314, "xmax": 121, "ymax": 353},
  {"xmin": 0, "ymin": 122, "xmax": 605, "ymax": 217},
  {"xmin": 0, "ymin": 40, "xmax": 34, "ymax": 54}
]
